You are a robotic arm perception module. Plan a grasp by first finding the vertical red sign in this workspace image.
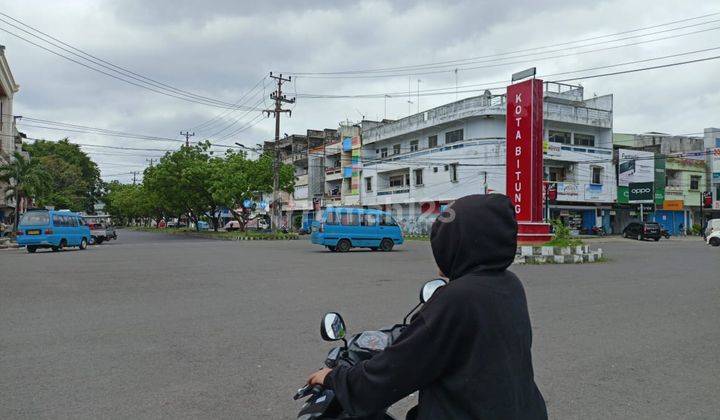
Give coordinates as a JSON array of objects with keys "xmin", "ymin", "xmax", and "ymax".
[{"xmin": 506, "ymin": 78, "xmax": 544, "ymax": 222}]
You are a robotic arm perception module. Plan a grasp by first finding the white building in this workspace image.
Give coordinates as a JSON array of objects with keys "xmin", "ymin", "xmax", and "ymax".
[
  {"xmin": 705, "ymin": 127, "xmax": 720, "ymax": 217},
  {"xmin": 359, "ymin": 82, "xmax": 615, "ymax": 234},
  {"xmin": 0, "ymin": 45, "xmax": 23, "ymax": 223}
]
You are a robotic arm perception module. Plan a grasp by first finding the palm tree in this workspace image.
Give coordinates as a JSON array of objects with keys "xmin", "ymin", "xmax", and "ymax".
[{"xmin": 0, "ymin": 151, "xmax": 51, "ymax": 231}]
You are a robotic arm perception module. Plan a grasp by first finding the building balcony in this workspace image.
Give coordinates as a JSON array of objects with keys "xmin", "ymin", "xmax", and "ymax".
[
  {"xmin": 544, "ymin": 102, "xmax": 612, "ymax": 128},
  {"xmin": 363, "ymin": 94, "xmax": 506, "ymax": 145}
]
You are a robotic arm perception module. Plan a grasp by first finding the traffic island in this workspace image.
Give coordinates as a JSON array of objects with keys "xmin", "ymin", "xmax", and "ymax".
[
  {"xmin": 514, "ymin": 245, "xmax": 604, "ymax": 264},
  {"xmin": 0, "ymin": 237, "xmax": 18, "ymax": 249}
]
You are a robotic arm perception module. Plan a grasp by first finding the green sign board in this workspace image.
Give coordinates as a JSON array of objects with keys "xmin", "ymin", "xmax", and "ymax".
[
  {"xmin": 629, "ymin": 182, "xmax": 654, "ymax": 203},
  {"xmin": 617, "ymin": 152, "xmax": 665, "ymax": 205}
]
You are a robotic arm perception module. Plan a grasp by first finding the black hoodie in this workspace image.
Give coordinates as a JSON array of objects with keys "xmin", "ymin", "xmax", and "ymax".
[{"xmin": 323, "ymin": 194, "xmax": 548, "ymax": 419}]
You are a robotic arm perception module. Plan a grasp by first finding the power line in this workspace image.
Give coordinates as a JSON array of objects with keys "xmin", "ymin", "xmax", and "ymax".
[
  {"xmin": 190, "ymin": 75, "xmax": 268, "ymax": 132},
  {"xmin": 0, "ymin": 24, "xmax": 261, "ymax": 110},
  {"xmin": 289, "ymin": 17, "xmax": 720, "ymax": 78},
  {"xmin": 296, "ymin": 46, "xmax": 720, "ymax": 99}
]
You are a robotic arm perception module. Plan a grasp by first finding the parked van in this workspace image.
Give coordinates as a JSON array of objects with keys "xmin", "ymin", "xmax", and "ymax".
[
  {"xmin": 16, "ymin": 209, "xmax": 91, "ymax": 253},
  {"xmin": 310, "ymin": 207, "xmax": 403, "ymax": 252},
  {"xmin": 705, "ymin": 218, "xmax": 720, "ymax": 238}
]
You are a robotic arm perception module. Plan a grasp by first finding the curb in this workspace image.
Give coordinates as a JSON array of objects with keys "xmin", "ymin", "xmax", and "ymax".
[{"xmin": 514, "ymin": 245, "xmax": 604, "ymax": 265}]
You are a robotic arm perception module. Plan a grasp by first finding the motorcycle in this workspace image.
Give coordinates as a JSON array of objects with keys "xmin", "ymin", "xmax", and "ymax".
[{"xmin": 294, "ymin": 278, "xmax": 448, "ymax": 420}]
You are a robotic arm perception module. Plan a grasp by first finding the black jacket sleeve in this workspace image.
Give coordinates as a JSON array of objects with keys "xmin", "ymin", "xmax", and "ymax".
[{"xmin": 323, "ymin": 302, "xmax": 461, "ymax": 416}]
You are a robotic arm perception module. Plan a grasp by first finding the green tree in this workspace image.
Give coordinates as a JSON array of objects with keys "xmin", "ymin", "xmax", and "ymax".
[
  {"xmin": 209, "ymin": 151, "xmax": 294, "ymax": 231},
  {"xmin": 24, "ymin": 139, "xmax": 101, "ymax": 212},
  {"xmin": 0, "ymin": 151, "xmax": 52, "ymax": 230},
  {"xmin": 143, "ymin": 142, "xmax": 224, "ymax": 231}
]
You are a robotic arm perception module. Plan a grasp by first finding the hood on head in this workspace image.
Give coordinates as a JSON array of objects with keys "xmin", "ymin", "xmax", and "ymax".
[{"xmin": 430, "ymin": 194, "xmax": 517, "ymax": 280}]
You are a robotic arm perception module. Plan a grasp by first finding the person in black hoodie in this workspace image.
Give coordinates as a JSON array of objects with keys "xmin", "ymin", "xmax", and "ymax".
[{"xmin": 307, "ymin": 194, "xmax": 547, "ymax": 419}]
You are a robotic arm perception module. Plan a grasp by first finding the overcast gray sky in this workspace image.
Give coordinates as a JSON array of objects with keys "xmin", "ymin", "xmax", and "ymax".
[{"xmin": 2, "ymin": 0, "xmax": 719, "ymax": 183}]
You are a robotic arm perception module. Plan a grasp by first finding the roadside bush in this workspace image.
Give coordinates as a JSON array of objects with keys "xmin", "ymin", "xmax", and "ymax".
[{"xmin": 545, "ymin": 219, "xmax": 583, "ymax": 247}]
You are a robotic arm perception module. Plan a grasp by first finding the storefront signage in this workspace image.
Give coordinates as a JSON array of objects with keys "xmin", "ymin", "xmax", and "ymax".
[
  {"xmin": 662, "ymin": 199, "xmax": 684, "ymax": 211},
  {"xmin": 506, "ymin": 78, "xmax": 543, "ymax": 222},
  {"xmin": 584, "ymin": 184, "xmax": 604, "ymax": 200},
  {"xmin": 556, "ymin": 182, "xmax": 579, "ymax": 201},
  {"xmin": 618, "ymin": 149, "xmax": 655, "ymax": 187},
  {"xmin": 629, "ymin": 181, "xmax": 654, "ymax": 203}
]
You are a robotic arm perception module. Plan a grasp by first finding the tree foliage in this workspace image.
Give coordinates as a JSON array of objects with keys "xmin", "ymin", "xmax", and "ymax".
[
  {"xmin": 105, "ymin": 142, "xmax": 294, "ymax": 231},
  {"xmin": 24, "ymin": 139, "xmax": 101, "ymax": 212},
  {"xmin": 0, "ymin": 151, "xmax": 52, "ymax": 228}
]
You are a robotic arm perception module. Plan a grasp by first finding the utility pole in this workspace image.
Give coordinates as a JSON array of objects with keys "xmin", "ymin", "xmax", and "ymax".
[
  {"xmin": 264, "ymin": 72, "xmax": 295, "ymax": 232},
  {"xmin": 146, "ymin": 158, "xmax": 155, "ymax": 167},
  {"xmin": 131, "ymin": 171, "xmax": 138, "ymax": 185},
  {"xmin": 180, "ymin": 131, "xmax": 195, "ymax": 147}
]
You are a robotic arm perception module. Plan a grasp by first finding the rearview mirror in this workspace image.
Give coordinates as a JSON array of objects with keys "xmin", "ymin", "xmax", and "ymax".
[
  {"xmin": 320, "ymin": 312, "xmax": 346, "ymax": 342},
  {"xmin": 420, "ymin": 278, "xmax": 447, "ymax": 303}
]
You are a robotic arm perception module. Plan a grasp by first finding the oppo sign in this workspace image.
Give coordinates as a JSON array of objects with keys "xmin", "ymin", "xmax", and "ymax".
[{"xmin": 628, "ymin": 181, "xmax": 654, "ymax": 203}]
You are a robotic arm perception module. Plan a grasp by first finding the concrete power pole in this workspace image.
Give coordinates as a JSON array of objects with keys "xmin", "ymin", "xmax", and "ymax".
[
  {"xmin": 263, "ymin": 72, "xmax": 295, "ymax": 231},
  {"xmin": 181, "ymin": 131, "xmax": 195, "ymax": 147}
]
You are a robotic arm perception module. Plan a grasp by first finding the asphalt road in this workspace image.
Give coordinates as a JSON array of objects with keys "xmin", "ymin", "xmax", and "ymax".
[{"xmin": 1, "ymin": 231, "xmax": 718, "ymax": 419}]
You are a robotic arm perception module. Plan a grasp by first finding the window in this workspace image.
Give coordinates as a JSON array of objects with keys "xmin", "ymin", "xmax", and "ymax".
[
  {"xmin": 340, "ymin": 212, "xmax": 360, "ymax": 226},
  {"xmin": 574, "ymin": 133, "xmax": 595, "ymax": 147},
  {"xmin": 548, "ymin": 130, "xmax": 571, "ymax": 145},
  {"xmin": 449, "ymin": 164, "xmax": 458, "ymax": 182},
  {"xmin": 444, "ymin": 164, "xmax": 449, "ymax": 171},
  {"xmin": 445, "ymin": 129, "xmax": 463, "ymax": 144},
  {"xmin": 548, "ymin": 167, "xmax": 566, "ymax": 182},
  {"xmin": 428, "ymin": 135, "xmax": 438, "ymax": 148},
  {"xmin": 433, "ymin": 167, "xmax": 438, "ymax": 173},
  {"xmin": 362, "ymin": 214, "xmax": 378, "ymax": 226},
  {"xmin": 52, "ymin": 215, "xmax": 63, "ymax": 226},
  {"xmin": 414, "ymin": 168, "xmax": 424, "ymax": 186},
  {"xmin": 410, "ymin": 140, "xmax": 419, "ymax": 152},
  {"xmin": 380, "ymin": 215, "xmax": 398, "ymax": 226},
  {"xmin": 20, "ymin": 211, "xmax": 49, "ymax": 225},
  {"xmin": 591, "ymin": 167, "xmax": 603, "ymax": 184},
  {"xmin": 393, "ymin": 144, "xmax": 401, "ymax": 155},
  {"xmin": 381, "ymin": 148, "xmax": 388, "ymax": 158},
  {"xmin": 375, "ymin": 149, "xmax": 379, "ymax": 154},
  {"xmin": 365, "ymin": 177, "xmax": 373, "ymax": 192},
  {"xmin": 389, "ymin": 174, "xmax": 404, "ymax": 188},
  {"xmin": 325, "ymin": 212, "xmax": 338, "ymax": 225},
  {"xmin": 690, "ymin": 175, "xmax": 701, "ymax": 190}
]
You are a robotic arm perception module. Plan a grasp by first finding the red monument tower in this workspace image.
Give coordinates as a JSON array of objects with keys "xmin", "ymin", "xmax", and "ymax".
[{"xmin": 506, "ymin": 69, "xmax": 552, "ymax": 243}]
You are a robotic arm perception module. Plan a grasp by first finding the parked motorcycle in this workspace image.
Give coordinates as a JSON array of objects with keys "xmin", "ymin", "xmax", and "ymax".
[{"xmin": 294, "ymin": 278, "xmax": 448, "ymax": 420}]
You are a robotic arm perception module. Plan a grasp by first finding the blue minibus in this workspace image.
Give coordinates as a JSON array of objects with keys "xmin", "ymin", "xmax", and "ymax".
[
  {"xmin": 310, "ymin": 207, "xmax": 403, "ymax": 252},
  {"xmin": 16, "ymin": 209, "xmax": 91, "ymax": 253}
]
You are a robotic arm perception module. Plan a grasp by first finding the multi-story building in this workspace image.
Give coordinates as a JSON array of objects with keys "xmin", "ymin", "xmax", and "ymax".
[
  {"xmin": 704, "ymin": 127, "xmax": 720, "ymax": 219},
  {"xmin": 613, "ymin": 132, "xmax": 706, "ymax": 235},
  {"xmin": 0, "ymin": 45, "xmax": 23, "ymax": 223},
  {"xmin": 359, "ymin": 82, "xmax": 615, "ymax": 235},
  {"xmin": 264, "ymin": 128, "xmax": 339, "ymax": 228}
]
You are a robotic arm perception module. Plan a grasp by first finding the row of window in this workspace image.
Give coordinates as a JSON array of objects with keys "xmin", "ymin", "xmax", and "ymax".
[
  {"xmin": 52, "ymin": 215, "xmax": 85, "ymax": 227},
  {"xmin": 375, "ymin": 129, "xmax": 463, "ymax": 157},
  {"xmin": 548, "ymin": 130, "xmax": 596, "ymax": 147},
  {"xmin": 325, "ymin": 212, "xmax": 398, "ymax": 227},
  {"xmin": 365, "ymin": 164, "xmax": 458, "ymax": 192}
]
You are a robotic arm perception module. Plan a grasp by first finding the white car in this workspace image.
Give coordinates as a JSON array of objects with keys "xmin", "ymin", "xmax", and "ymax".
[
  {"xmin": 224, "ymin": 220, "xmax": 241, "ymax": 231},
  {"xmin": 707, "ymin": 230, "xmax": 720, "ymax": 247}
]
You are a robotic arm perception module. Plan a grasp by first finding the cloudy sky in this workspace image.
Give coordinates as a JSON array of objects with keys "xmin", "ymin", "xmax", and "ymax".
[{"xmin": 2, "ymin": 0, "xmax": 719, "ymax": 183}]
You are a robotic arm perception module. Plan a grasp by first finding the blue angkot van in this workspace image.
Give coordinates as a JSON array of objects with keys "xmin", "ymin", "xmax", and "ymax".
[
  {"xmin": 16, "ymin": 209, "xmax": 91, "ymax": 253},
  {"xmin": 310, "ymin": 207, "xmax": 403, "ymax": 252}
]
